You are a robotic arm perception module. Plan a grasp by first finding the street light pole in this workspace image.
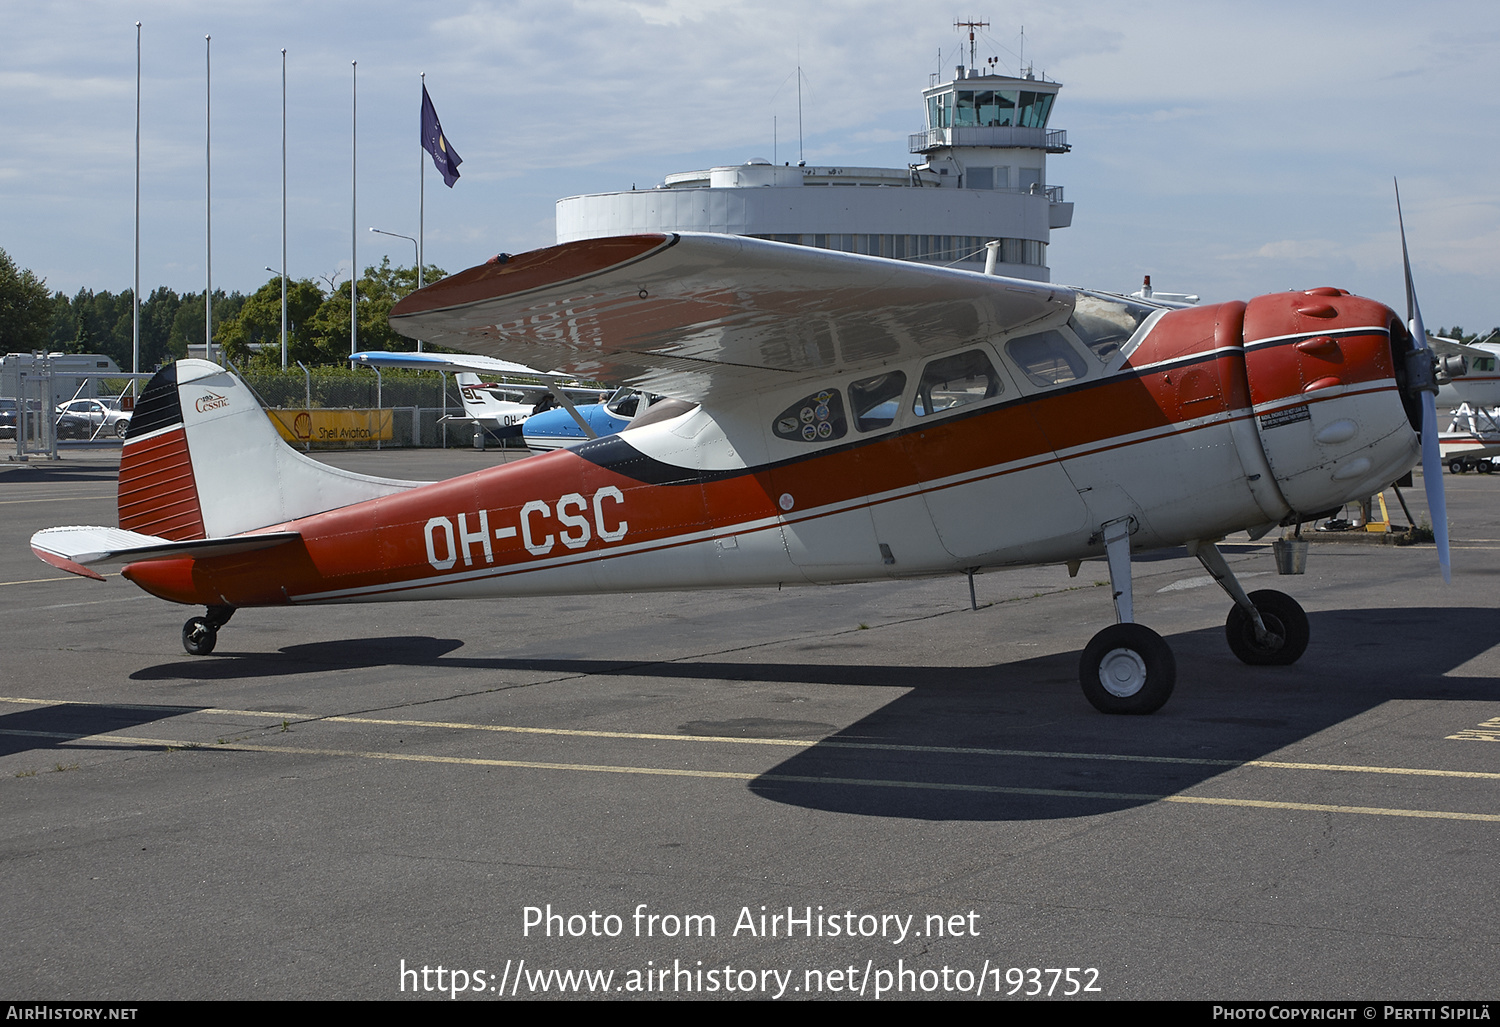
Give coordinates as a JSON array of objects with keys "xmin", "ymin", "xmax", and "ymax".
[
  {"xmin": 280, "ymin": 47, "xmax": 288, "ymax": 369},
  {"xmin": 350, "ymin": 60, "xmax": 357, "ymax": 359},
  {"xmin": 370, "ymin": 227, "xmax": 421, "ymax": 351},
  {"xmin": 205, "ymin": 34, "xmax": 213, "ymax": 363},
  {"xmin": 368, "ymin": 227, "xmax": 418, "ymax": 278},
  {"xmin": 133, "ymin": 22, "xmax": 140, "ymax": 384},
  {"xmin": 265, "ymin": 266, "xmax": 288, "ymax": 366}
]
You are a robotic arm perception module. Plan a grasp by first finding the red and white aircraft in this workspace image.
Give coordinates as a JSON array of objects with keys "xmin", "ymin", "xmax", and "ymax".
[{"xmin": 30, "ymin": 227, "xmax": 1451, "ymax": 714}]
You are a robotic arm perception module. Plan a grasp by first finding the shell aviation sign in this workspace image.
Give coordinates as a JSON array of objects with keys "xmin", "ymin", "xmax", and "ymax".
[{"xmin": 265, "ymin": 408, "xmax": 392, "ymax": 444}]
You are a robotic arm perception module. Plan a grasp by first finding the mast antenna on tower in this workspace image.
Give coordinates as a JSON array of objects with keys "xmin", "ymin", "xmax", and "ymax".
[{"xmin": 954, "ymin": 18, "xmax": 989, "ymax": 69}]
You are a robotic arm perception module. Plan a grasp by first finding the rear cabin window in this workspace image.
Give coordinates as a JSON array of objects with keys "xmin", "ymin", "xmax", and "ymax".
[
  {"xmin": 913, "ymin": 350, "xmax": 1003, "ymax": 417},
  {"xmin": 1006, "ymin": 331, "xmax": 1088, "ymax": 387},
  {"xmin": 848, "ymin": 371, "xmax": 906, "ymax": 431}
]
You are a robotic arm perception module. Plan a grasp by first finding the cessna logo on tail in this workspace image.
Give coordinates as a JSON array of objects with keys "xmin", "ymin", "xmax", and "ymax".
[{"xmin": 195, "ymin": 391, "xmax": 230, "ymax": 413}]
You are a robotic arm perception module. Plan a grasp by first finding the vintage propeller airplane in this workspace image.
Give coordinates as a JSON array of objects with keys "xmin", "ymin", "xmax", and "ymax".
[{"xmin": 30, "ymin": 202, "xmax": 1452, "ymax": 715}]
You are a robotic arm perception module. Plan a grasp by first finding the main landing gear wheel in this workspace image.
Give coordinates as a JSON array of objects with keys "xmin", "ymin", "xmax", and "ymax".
[
  {"xmin": 1449, "ymin": 459, "xmax": 1465, "ymax": 475},
  {"xmin": 1225, "ymin": 589, "xmax": 1309, "ymax": 666},
  {"xmin": 182, "ymin": 617, "xmax": 217, "ymax": 656},
  {"xmin": 180, "ymin": 605, "xmax": 234, "ymax": 656},
  {"xmin": 1079, "ymin": 623, "xmax": 1176, "ymax": 715}
]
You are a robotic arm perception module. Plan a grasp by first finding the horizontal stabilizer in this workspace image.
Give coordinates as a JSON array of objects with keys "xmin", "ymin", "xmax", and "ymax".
[{"xmin": 32, "ymin": 526, "xmax": 301, "ymax": 580}]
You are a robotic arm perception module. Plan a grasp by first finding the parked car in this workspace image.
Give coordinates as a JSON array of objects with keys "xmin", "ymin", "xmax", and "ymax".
[
  {"xmin": 53, "ymin": 410, "xmax": 97, "ymax": 440},
  {"xmin": 0, "ymin": 398, "xmax": 15, "ymax": 439},
  {"xmin": 55, "ymin": 398, "xmax": 132, "ymax": 439}
]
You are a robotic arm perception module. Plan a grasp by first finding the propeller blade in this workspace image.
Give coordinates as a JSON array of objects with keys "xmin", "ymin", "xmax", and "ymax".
[
  {"xmin": 1397, "ymin": 179, "xmax": 1451, "ymax": 583},
  {"xmin": 1420, "ymin": 392, "xmax": 1452, "ymax": 583}
]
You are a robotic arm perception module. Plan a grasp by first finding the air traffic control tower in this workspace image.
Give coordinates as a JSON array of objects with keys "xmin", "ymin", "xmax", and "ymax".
[{"xmin": 555, "ymin": 53, "xmax": 1074, "ymax": 282}]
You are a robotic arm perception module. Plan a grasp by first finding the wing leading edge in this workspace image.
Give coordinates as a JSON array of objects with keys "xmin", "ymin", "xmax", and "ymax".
[{"xmin": 389, "ymin": 233, "xmax": 1074, "ymax": 402}]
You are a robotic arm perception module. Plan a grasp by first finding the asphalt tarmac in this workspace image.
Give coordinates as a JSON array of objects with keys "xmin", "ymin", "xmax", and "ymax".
[{"xmin": 1, "ymin": 441, "xmax": 1496, "ymax": 1001}]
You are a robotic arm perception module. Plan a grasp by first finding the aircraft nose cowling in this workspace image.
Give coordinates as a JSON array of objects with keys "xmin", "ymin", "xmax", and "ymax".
[{"xmin": 1239, "ymin": 289, "xmax": 1421, "ymax": 516}]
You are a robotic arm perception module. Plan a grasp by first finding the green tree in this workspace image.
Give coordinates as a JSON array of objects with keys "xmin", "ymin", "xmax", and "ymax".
[
  {"xmin": 167, "ymin": 289, "xmax": 243, "ymax": 360},
  {"xmin": 217, "ymin": 275, "xmax": 325, "ymax": 368},
  {"xmin": 0, "ymin": 248, "xmax": 53, "ymax": 352},
  {"xmin": 305, "ymin": 259, "xmax": 446, "ymax": 365},
  {"xmin": 139, "ymin": 287, "xmax": 183, "ymax": 369},
  {"xmin": 48, "ymin": 290, "xmax": 76, "ymax": 352}
]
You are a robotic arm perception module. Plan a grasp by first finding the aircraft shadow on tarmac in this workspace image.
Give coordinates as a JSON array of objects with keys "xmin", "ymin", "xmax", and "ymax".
[
  {"xmin": 0, "ymin": 701, "xmax": 204, "ymax": 759},
  {"xmin": 101, "ymin": 605, "xmax": 1500, "ymax": 822},
  {"xmin": 0, "ymin": 464, "xmax": 122, "ymax": 485}
]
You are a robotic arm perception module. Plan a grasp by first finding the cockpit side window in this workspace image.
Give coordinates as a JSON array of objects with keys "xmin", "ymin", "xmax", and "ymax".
[
  {"xmin": 848, "ymin": 371, "xmax": 907, "ymax": 431},
  {"xmin": 605, "ymin": 388, "xmax": 641, "ymax": 417},
  {"xmin": 1006, "ymin": 330, "xmax": 1088, "ymax": 387},
  {"xmin": 913, "ymin": 350, "xmax": 1002, "ymax": 417}
]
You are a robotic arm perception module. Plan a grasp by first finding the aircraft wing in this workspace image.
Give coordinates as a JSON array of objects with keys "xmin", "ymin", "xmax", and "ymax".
[
  {"xmin": 1428, "ymin": 335, "xmax": 1496, "ymax": 364},
  {"xmin": 31, "ymin": 526, "xmax": 301, "ymax": 581},
  {"xmin": 388, "ymin": 233, "xmax": 1074, "ymax": 402},
  {"xmin": 351, "ymin": 350, "xmax": 554, "ymax": 377}
]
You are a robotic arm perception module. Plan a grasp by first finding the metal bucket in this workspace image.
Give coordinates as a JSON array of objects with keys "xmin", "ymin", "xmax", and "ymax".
[{"xmin": 1272, "ymin": 538, "xmax": 1308, "ymax": 575}]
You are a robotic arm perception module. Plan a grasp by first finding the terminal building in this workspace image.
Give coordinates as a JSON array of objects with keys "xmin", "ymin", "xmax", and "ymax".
[{"xmin": 556, "ymin": 55, "xmax": 1074, "ymax": 282}]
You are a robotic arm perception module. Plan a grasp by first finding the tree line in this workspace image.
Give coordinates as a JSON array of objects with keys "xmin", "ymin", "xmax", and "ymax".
[{"xmin": 1, "ymin": 248, "xmax": 446, "ymax": 370}]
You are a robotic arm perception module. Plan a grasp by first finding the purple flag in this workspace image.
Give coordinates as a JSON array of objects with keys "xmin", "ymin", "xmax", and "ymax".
[{"xmin": 421, "ymin": 85, "xmax": 462, "ymax": 187}]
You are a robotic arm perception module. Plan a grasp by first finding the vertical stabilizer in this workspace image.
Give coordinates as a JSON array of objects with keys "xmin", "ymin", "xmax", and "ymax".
[{"xmin": 119, "ymin": 360, "xmax": 427, "ymax": 539}]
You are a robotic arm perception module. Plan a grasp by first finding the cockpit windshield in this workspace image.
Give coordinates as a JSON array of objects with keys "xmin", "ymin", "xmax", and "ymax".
[
  {"xmin": 605, "ymin": 388, "xmax": 663, "ymax": 418},
  {"xmin": 1068, "ymin": 291, "xmax": 1160, "ymax": 363}
]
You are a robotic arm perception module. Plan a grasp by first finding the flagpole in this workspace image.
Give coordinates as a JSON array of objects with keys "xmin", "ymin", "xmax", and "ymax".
[
  {"xmin": 418, "ymin": 72, "xmax": 425, "ymax": 353},
  {"xmin": 280, "ymin": 48, "xmax": 288, "ymax": 369},
  {"xmin": 350, "ymin": 59, "xmax": 357, "ymax": 359},
  {"xmin": 205, "ymin": 34, "xmax": 213, "ymax": 363},
  {"xmin": 133, "ymin": 22, "xmax": 141, "ymax": 384}
]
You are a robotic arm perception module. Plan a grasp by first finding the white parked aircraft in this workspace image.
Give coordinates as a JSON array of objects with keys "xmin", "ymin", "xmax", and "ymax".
[{"xmin": 351, "ymin": 350, "xmax": 607, "ymax": 442}]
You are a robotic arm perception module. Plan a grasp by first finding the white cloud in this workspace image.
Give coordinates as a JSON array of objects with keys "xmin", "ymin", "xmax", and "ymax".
[{"xmin": 1, "ymin": 0, "xmax": 1496, "ymax": 328}]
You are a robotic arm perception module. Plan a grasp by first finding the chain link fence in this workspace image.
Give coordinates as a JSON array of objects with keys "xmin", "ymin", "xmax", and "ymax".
[{"xmin": 237, "ymin": 366, "xmax": 518, "ymax": 449}]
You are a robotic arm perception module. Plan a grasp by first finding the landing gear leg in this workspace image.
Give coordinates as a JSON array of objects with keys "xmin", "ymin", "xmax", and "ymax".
[
  {"xmin": 182, "ymin": 605, "xmax": 235, "ymax": 656},
  {"xmin": 1079, "ymin": 518, "xmax": 1176, "ymax": 714},
  {"xmin": 1187, "ymin": 539, "xmax": 1309, "ymax": 665}
]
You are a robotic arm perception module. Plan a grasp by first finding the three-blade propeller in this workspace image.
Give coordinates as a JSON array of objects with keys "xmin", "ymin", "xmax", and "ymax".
[{"xmin": 1395, "ymin": 179, "xmax": 1452, "ymax": 584}]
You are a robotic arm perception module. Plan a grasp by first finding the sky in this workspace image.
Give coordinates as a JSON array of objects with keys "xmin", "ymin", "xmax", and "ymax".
[{"xmin": 4, "ymin": 0, "xmax": 1498, "ymax": 332}]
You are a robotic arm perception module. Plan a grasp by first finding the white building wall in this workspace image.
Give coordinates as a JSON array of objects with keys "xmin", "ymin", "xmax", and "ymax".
[{"xmin": 557, "ymin": 186, "xmax": 1052, "ymax": 247}]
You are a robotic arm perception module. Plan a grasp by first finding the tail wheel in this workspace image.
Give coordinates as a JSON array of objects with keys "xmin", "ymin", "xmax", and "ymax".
[
  {"xmin": 1079, "ymin": 623, "xmax": 1176, "ymax": 715},
  {"xmin": 1225, "ymin": 589, "xmax": 1309, "ymax": 666},
  {"xmin": 182, "ymin": 617, "xmax": 217, "ymax": 656}
]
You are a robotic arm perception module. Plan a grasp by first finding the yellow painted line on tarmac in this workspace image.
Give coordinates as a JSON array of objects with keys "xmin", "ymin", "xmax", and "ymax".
[
  {"xmin": 1152, "ymin": 795, "xmax": 1500, "ymax": 821},
  {"xmin": 4, "ymin": 696, "xmax": 1499, "ymax": 783},
  {"xmin": 6, "ymin": 729, "xmax": 1497, "ymax": 824},
  {"xmin": 1447, "ymin": 716, "xmax": 1500, "ymax": 742},
  {"xmin": 5, "ymin": 695, "xmax": 1500, "ymax": 779},
  {"xmin": 0, "ymin": 573, "xmax": 119, "ymax": 586},
  {"xmin": 0, "ymin": 495, "xmax": 115, "ymax": 505}
]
